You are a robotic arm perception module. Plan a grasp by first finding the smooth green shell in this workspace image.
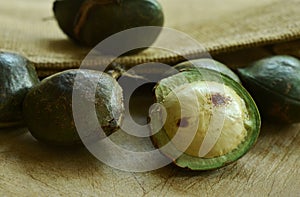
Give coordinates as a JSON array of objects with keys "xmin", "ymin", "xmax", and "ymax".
[
  {"xmin": 237, "ymin": 55, "xmax": 300, "ymax": 123},
  {"xmin": 53, "ymin": 0, "xmax": 164, "ymax": 47},
  {"xmin": 151, "ymin": 69, "xmax": 261, "ymax": 170},
  {"xmin": 23, "ymin": 69, "xmax": 124, "ymax": 146},
  {"xmin": 174, "ymin": 58, "xmax": 241, "ymax": 83},
  {"xmin": 0, "ymin": 52, "xmax": 39, "ymax": 128}
]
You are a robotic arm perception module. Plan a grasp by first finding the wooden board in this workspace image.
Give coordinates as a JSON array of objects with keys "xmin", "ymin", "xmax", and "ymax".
[{"xmin": 0, "ymin": 100, "xmax": 299, "ymax": 196}]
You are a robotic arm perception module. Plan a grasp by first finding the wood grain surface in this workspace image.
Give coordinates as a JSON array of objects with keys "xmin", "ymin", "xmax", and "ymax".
[{"xmin": 0, "ymin": 109, "xmax": 299, "ymax": 196}]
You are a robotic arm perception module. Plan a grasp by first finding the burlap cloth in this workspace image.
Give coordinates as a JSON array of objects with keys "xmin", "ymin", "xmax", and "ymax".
[{"xmin": 1, "ymin": 0, "xmax": 300, "ymax": 77}]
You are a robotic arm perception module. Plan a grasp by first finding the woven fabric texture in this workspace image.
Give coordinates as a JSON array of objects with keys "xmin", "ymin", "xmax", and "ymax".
[{"xmin": 1, "ymin": 0, "xmax": 300, "ymax": 76}]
